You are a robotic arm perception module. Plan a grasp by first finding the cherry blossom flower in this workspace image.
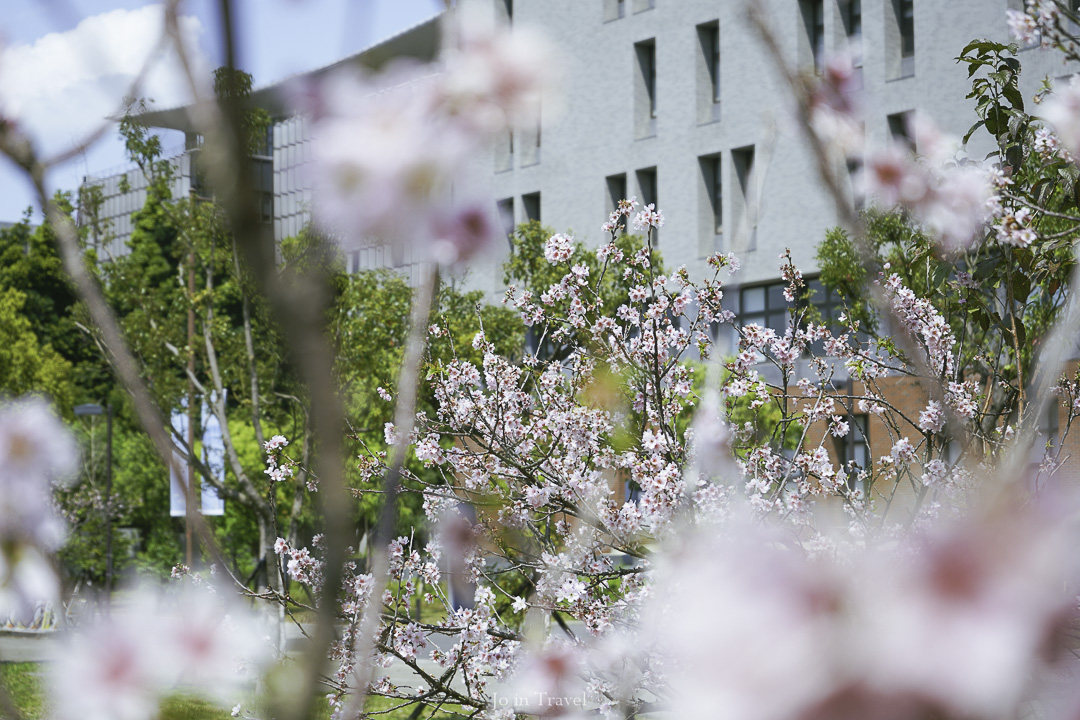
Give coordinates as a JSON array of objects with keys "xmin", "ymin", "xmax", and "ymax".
[
  {"xmin": 264, "ymin": 435, "xmax": 288, "ymax": 452},
  {"xmin": 303, "ymin": 12, "xmax": 557, "ymax": 258},
  {"xmin": 429, "ymin": 201, "xmax": 496, "ymax": 265},
  {"xmin": 632, "ymin": 203, "xmax": 664, "ymax": 232},
  {"xmin": 995, "ymin": 205, "xmax": 1038, "ymax": 247},
  {"xmin": 0, "ymin": 400, "xmax": 78, "ymax": 484},
  {"xmin": 808, "ymin": 52, "xmax": 864, "ymax": 155},
  {"xmin": 918, "ymin": 401, "xmax": 945, "ymax": 434},
  {"xmin": 53, "ymin": 585, "xmax": 269, "ymax": 720},
  {"xmin": 439, "ymin": 6, "xmax": 559, "ymax": 133},
  {"xmin": 1007, "ymin": 8, "xmax": 1040, "ymax": 45},
  {"xmin": 544, "ymin": 233, "xmax": 574, "ymax": 263},
  {"xmin": 1042, "ymin": 76, "xmax": 1080, "ymax": 158},
  {"xmin": 0, "ymin": 400, "xmax": 75, "ymax": 615}
]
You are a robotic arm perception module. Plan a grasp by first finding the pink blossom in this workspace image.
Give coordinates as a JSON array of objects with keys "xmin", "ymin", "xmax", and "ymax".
[
  {"xmin": 1042, "ymin": 78, "xmax": 1080, "ymax": 158},
  {"xmin": 544, "ymin": 233, "xmax": 574, "ymax": 263},
  {"xmin": 429, "ymin": 202, "xmax": 495, "ymax": 265},
  {"xmin": 264, "ymin": 435, "xmax": 288, "ymax": 451},
  {"xmin": 52, "ymin": 585, "xmax": 269, "ymax": 720},
  {"xmin": 918, "ymin": 401, "xmax": 946, "ymax": 434},
  {"xmin": 891, "ymin": 437, "xmax": 916, "ymax": 462},
  {"xmin": 864, "ymin": 143, "xmax": 925, "ymax": 208},
  {"xmin": 632, "ymin": 203, "xmax": 664, "ymax": 232},
  {"xmin": 1007, "ymin": 8, "xmax": 1040, "ymax": 44},
  {"xmin": 0, "ymin": 400, "xmax": 78, "ymax": 484},
  {"xmin": 439, "ymin": 9, "xmax": 559, "ymax": 133}
]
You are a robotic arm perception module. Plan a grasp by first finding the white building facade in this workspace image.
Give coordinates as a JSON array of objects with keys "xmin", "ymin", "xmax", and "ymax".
[{"xmin": 82, "ymin": 1, "xmax": 1078, "ymax": 308}]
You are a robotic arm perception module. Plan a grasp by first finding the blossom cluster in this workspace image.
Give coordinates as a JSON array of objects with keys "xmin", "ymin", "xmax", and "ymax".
[
  {"xmin": 0, "ymin": 400, "xmax": 76, "ymax": 617},
  {"xmin": 305, "ymin": 9, "xmax": 557, "ymax": 265},
  {"xmin": 1006, "ymin": 0, "xmax": 1059, "ymax": 48},
  {"xmin": 810, "ymin": 54, "xmax": 996, "ymax": 251},
  {"xmin": 53, "ymin": 584, "xmax": 270, "ymax": 720}
]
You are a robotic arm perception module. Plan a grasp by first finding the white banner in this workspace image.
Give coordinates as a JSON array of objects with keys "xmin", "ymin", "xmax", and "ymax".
[{"xmin": 169, "ymin": 392, "xmax": 226, "ymax": 517}]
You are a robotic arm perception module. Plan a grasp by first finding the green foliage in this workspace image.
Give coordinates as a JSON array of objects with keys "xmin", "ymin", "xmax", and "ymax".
[
  {"xmin": 0, "ymin": 663, "xmax": 45, "ymax": 720},
  {"xmin": 813, "ymin": 41, "xmax": 1079, "ymax": 434},
  {"xmin": 0, "ymin": 287, "xmax": 74, "ymax": 410},
  {"xmin": 0, "ymin": 211, "xmax": 108, "ymax": 405},
  {"xmin": 815, "ymin": 209, "xmax": 935, "ymax": 335},
  {"xmin": 957, "ymin": 39, "xmax": 1024, "ymax": 150},
  {"xmin": 102, "ymin": 179, "xmax": 190, "ymax": 408},
  {"xmin": 118, "ymin": 98, "xmax": 170, "ymax": 182},
  {"xmin": 213, "ymin": 66, "xmax": 273, "ymax": 156}
]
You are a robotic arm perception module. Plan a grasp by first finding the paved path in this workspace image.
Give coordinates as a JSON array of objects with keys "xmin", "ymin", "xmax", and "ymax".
[{"xmin": 0, "ymin": 630, "xmax": 59, "ymax": 663}]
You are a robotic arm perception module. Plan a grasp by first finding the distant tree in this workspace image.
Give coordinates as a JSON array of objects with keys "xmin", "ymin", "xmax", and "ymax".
[
  {"xmin": 0, "ymin": 287, "xmax": 74, "ymax": 410},
  {"xmin": 0, "ymin": 210, "xmax": 109, "ymax": 405}
]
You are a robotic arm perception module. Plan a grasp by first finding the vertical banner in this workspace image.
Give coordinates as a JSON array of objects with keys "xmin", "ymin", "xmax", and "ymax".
[
  {"xmin": 168, "ymin": 403, "xmax": 189, "ymax": 518},
  {"xmin": 200, "ymin": 392, "xmax": 226, "ymax": 516},
  {"xmin": 169, "ymin": 393, "xmax": 227, "ymax": 517}
]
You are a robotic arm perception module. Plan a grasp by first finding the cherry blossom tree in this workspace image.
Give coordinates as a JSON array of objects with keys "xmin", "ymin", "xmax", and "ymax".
[{"xmin": 7, "ymin": 2, "xmax": 1080, "ymax": 720}]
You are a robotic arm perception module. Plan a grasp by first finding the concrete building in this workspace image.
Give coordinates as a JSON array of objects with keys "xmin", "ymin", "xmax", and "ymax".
[
  {"xmin": 75, "ymin": 0, "xmax": 1080, "ymax": 496},
  {"xmin": 81, "ymin": 1, "xmax": 1076, "ymax": 299},
  {"xmin": 479, "ymin": 0, "xmax": 1078, "ymax": 320}
]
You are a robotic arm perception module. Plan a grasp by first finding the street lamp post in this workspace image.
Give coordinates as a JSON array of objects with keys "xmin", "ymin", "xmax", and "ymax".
[{"xmin": 74, "ymin": 403, "xmax": 113, "ymax": 609}]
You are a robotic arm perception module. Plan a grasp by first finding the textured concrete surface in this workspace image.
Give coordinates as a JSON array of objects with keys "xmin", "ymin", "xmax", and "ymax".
[{"xmin": 0, "ymin": 631, "xmax": 59, "ymax": 663}]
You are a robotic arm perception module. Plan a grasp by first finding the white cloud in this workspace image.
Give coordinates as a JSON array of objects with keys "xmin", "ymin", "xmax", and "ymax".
[{"xmin": 0, "ymin": 4, "xmax": 208, "ymax": 156}]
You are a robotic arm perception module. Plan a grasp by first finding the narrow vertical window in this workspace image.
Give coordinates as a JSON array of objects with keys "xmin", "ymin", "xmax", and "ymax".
[
  {"xmin": 708, "ymin": 24, "xmax": 720, "ymax": 102},
  {"xmin": 813, "ymin": 0, "xmax": 825, "ymax": 73},
  {"xmin": 887, "ymin": 0, "xmax": 914, "ymax": 79},
  {"xmin": 643, "ymin": 41, "xmax": 656, "ymax": 117},
  {"xmin": 636, "ymin": 167, "xmax": 657, "ymax": 208},
  {"xmin": 711, "ymin": 157, "xmax": 722, "ymax": 233},
  {"xmin": 522, "ymin": 192, "xmax": 541, "ymax": 223},
  {"xmin": 847, "ymin": 158, "xmax": 864, "ymax": 212},
  {"xmin": 497, "ymin": 198, "xmax": 515, "ymax": 247},
  {"xmin": 842, "ymin": 0, "xmax": 863, "ymax": 69},
  {"xmin": 493, "ymin": 0, "xmax": 512, "ymax": 25},
  {"xmin": 800, "ymin": 0, "xmax": 825, "ymax": 73},
  {"xmin": 698, "ymin": 153, "xmax": 722, "ymax": 255},
  {"xmin": 520, "ymin": 114, "xmax": 541, "ymax": 166},
  {"xmin": 888, "ymin": 111, "xmax": 914, "ymax": 151},
  {"xmin": 732, "ymin": 145, "xmax": 756, "ymax": 251},
  {"xmin": 900, "ymin": 0, "xmax": 914, "ymax": 74},
  {"xmin": 635, "ymin": 39, "xmax": 657, "ymax": 137},
  {"xmin": 604, "ymin": 0, "xmax": 625, "ymax": 21},
  {"xmin": 495, "ymin": 127, "xmax": 513, "ymax": 172},
  {"xmin": 636, "ymin": 166, "xmax": 658, "ymax": 241},
  {"xmin": 696, "ymin": 21, "xmax": 721, "ymax": 123},
  {"xmin": 606, "ymin": 173, "xmax": 628, "ymax": 230}
]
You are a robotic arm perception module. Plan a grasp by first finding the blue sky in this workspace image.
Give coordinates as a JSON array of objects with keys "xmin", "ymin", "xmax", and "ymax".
[{"xmin": 0, "ymin": 0, "xmax": 444, "ymax": 222}]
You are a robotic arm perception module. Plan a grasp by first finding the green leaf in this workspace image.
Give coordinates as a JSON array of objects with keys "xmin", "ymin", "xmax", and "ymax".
[
  {"xmin": 963, "ymin": 120, "xmax": 986, "ymax": 144},
  {"xmin": 1011, "ymin": 268, "xmax": 1031, "ymax": 300},
  {"xmin": 1003, "ymin": 84, "xmax": 1025, "ymax": 112}
]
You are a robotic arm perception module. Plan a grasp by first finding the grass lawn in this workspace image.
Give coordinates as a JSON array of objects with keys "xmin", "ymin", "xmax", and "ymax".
[
  {"xmin": 0, "ymin": 663, "xmax": 470, "ymax": 720},
  {"xmin": 0, "ymin": 662, "xmax": 46, "ymax": 719}
]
